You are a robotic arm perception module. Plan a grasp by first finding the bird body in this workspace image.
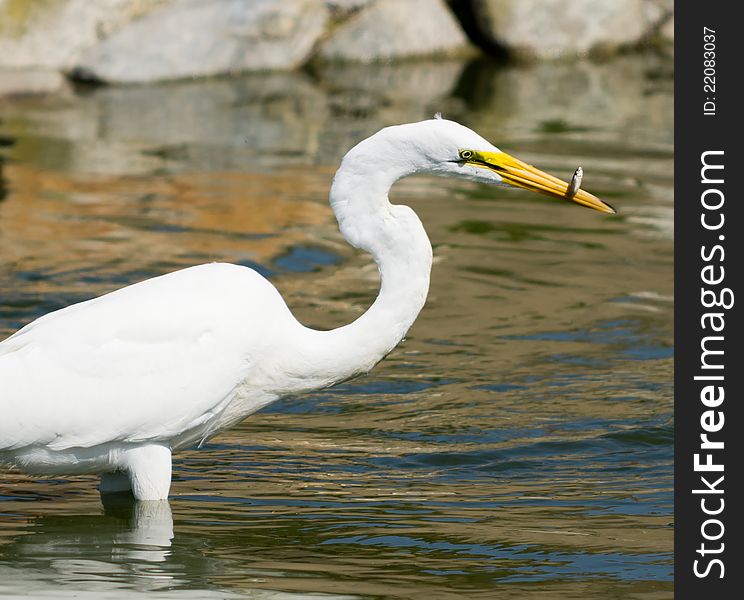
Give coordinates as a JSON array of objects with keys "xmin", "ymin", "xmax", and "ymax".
[
  {"xmin": 1, "ymin": 264, "xmax": 289, "ymax": 455},
  {"xmin": 0, "ymin": 119, "xmax": 613, "ymax": 500}
]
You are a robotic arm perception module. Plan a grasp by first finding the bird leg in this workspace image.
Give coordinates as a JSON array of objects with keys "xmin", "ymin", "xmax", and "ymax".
[{"xmin": 113, "ymin": 444, "xmax": 172, "ymax": 501}]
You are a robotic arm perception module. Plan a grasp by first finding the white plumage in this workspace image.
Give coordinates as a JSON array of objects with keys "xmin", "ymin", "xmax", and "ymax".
[{"xmin": 0, "ymin": 119, "xmax": 613, "ymax": 500}]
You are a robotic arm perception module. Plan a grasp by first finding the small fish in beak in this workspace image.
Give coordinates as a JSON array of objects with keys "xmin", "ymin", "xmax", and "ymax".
[{"xmin": 566, "ymin": 167, "xmax": 583, "ymax": 199}]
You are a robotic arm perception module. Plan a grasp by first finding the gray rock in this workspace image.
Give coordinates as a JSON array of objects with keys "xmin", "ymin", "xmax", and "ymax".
[
  {"xmin": 319, "ymin": 0, "xmax": 470, "ymax": 63},
  {"xmin": 0, "ymin": 0, "xmax": 165, "ymax": 70},
  {"xmin": 469, "ymin": 0, "xmax": 652, "ymax": 58},
  {"xmin": 74, "ymin": 0, "xmax": 329, "ymax": 83}
]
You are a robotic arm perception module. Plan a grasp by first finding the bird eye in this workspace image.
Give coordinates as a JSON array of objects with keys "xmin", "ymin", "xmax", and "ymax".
[{"xmin": 459, "ymin": 149, "xmax": 473, "ymax": 160}]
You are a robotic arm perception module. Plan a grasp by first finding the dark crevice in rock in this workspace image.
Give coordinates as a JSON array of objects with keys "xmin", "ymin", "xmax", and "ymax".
[{"xmin": 445, "ymin": 0, "xmax": 509, "ymax": 59}]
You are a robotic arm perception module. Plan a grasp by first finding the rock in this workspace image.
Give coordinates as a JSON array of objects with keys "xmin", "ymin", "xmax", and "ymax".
[
  {"xmin": 0, "ymin": 69, "xmax": 68, "ymax": 98},
  {"xmin": 74, "ymin": 0, "xmax": 329, "ymax": 83},
  {"xmin": 318, "ymin": 0, "xmax": 470, "ymax": 63},
  {"xmin": 1, "ymin": 0, "xmax": 330, "ymax": 82},
  {"xmin": 0, "ymin": 0, "xmax": 165, "ymax": 70},
  {"xmin": 468, "ymin": 0, "xmax": 653, "ymax": 58}
]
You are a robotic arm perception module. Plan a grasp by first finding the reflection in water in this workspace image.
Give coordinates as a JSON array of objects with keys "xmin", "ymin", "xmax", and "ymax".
[
  {"xmin": 0, "ymin": 53, "xmax": 672, "ymax": 598},
  {"xmin": 0, "ymin": 497, "xmax": 358, "ymax": 599},
  {"xmin": 3, "ymin": 500, "xmax": 176, "ymax": 593},
  {"xmin": 106, "ymin": 497, "xmax": 174, "ymax": 563}
]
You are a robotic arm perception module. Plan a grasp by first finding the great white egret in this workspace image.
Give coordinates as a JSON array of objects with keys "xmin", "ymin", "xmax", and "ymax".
[{"xmin": 0, "ymin": 118, "xmax": 614, "ymax": 501}]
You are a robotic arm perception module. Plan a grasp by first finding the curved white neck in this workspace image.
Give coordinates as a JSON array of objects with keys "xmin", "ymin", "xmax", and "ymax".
[{"xmin": 282, "ymin": 140, "xmax": 433, "ymax": 391}]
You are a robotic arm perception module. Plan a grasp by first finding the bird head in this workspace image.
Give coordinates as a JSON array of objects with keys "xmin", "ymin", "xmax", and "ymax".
[{"xmin": 385, "ymin": 117, "xmax": 616, "ymax": 214}]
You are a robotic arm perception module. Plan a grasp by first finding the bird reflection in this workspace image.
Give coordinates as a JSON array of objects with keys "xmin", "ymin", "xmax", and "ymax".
[
  {"xmin": 0, "ymin": 495, "xmax": 361, "ymax": 598},
  {"xmin": 0, "ymin": 496, "xmax": 179, "ymax": 596},
  {"xmin": 102, "ymin": 494, "xmax": 174, "ymax": 563}
]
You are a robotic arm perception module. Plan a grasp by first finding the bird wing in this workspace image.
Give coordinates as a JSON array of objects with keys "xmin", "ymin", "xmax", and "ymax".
[{"xmin": 0, "ymin": 263, "xmax": 291, "ymax": 451}]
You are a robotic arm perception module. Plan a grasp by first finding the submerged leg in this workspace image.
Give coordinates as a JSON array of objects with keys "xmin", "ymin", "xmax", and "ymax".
[{"xmin": 116, "ymin": 444, "xmax": 172, "ymax": 501}]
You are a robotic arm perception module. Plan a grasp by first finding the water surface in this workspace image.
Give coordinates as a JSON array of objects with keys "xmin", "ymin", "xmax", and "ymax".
[{"xmin": 0, "ymin": 54, "xmax": 673, "ymax": 599}]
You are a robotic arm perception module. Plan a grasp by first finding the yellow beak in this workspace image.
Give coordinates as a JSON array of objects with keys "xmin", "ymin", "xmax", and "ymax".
[{"xmin": 466, "ymin": 150, "xmax": 616, "ymax": 214}]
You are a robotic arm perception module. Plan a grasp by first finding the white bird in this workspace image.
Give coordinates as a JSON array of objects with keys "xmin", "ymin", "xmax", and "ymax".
[{"xmin": 0, "ymin": 119, "xmax": 614, "ymax": 501}]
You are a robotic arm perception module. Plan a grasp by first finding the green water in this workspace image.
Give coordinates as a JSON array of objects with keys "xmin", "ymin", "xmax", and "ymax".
[{"xmin": 0, "ymin": 53, "xmax": 673, "ymax": 599}]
